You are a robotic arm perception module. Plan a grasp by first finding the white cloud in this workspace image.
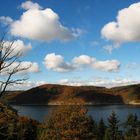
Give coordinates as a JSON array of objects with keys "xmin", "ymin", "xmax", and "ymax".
[
  {"xmin": 6, "ymin": 77, "xmax": 140, "ymax": 90},
  {"xmin": 21, "ymin": 1, "xmax": 42, "ymax": 10},
  {"xmin": 92, "ymin": 59, "xmax": 120, "ymax": 72},
  {"xmin": 73, "ymin": 55, "xmax": 93, "ymax": 66},
  {"xmin": 103, "ymin": 45, "xmax": 113, "ymax": 54},
  {"xmin": 1, "ymin": 61, "xmax": 40, "ymax": 75},
  {"xmin": 7, "ymin": 1, "xmax": 80, "ymax": 42},
  {"xmin": 73, "ymin": 55, "xmax": 120, "ymax": 72},
  {"xmin": 23, "ymin": 62, "xmax": 40, "ymax": 73},
  {"xmin": 44, "ymin": 53, "xmax": 75, "ymax": 72},
  {"xmin": 59, "ymin": 79, "xmax": 69, "ymax": 84},
  {"xmin": 6, "ymin": 77, "xmax": 139, "ymax": 90},
  {"xmin": 101, "ymin": 2, "xmax": 140, "ymax": 46},
  {"xmin": 0, "ymin": 16, "xmax": 13, "ymax": 25},
  {"xmin": 44, "ymin": 53, "xmax": 120, "ymax": 72},
  {"xmin": 7, "ymin": 81, "xmax": 47, "ymax": 90},
  {"xmin": 3, "ymin": 40, "xmax": 32, "ymax": 57},
  {"xmin": 58, "ymin": 78, "xmax": 139, "ymax": 88}
]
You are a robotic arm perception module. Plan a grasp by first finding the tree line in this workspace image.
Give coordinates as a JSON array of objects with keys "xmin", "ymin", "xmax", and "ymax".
[
  {"xmin": 0, "ymin": 102, "xmax": 140, "ymax": 140},
  {"xmin": 38, "ymin": 105, "xmax": 140, "ymax": 140}
]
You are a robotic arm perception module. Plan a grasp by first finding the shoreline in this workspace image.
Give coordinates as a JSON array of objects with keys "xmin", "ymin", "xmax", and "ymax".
[
  {"xmin": 9, "ymin": 102, "xmax": 140, "ymax": 106},
  {"xmin": 128, "ymin": 101, "xmax": 140, "ymax": 105}
]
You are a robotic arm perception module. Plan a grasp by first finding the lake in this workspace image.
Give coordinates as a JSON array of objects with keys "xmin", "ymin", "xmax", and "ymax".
[{"xmin": 11, "ymin": 105, "xmax": 140, "ymax": 123}]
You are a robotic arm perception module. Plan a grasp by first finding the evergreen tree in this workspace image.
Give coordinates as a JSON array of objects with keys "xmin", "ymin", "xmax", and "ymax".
[
  {"xmin": 97, "ymin": 118, "xmax": 106, "ymax": 140},
  {"xmin": 124, "ymin": 113, "xmax": 140, "ymax": 139},
  {"xmin": 104, "ymin": 111, "xmax": 123, "ymax": 140}
]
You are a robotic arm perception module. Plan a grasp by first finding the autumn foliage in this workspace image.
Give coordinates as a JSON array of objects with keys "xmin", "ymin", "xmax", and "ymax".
[
  {"xmin": 38, "ymin": 99, "xmax": 95, "ymax": 140},
  {"xmin": 0, "ymin": 101, "xmax": 140, "ymax": 140},
  {"xmin": 0, "ymin": 103, "xmax": 39, "ymax": 140}
]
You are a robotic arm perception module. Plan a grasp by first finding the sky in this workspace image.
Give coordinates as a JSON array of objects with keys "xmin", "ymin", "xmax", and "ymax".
[{"xmin": 1, "ymin": 0, "xmax": 140, "ymax": 89}]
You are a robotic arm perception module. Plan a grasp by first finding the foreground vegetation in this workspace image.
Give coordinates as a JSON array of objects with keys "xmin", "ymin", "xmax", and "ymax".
[{"xmin": 0, "ymin": 101, "xmax": 140, "ymax": 140}]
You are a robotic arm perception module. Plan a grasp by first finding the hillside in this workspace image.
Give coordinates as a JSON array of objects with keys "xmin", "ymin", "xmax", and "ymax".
[
  {"xmin": 111, "ymin": 84, "xmax": 140, "ymax": 104},
  {"xmin": 4, "ymin": 84, "xmax": 140, "ymax": 105}
]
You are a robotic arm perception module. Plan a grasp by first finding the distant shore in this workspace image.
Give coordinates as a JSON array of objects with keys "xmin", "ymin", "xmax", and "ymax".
[
  {"xmin": 128, "ymin": 101, "xmax": 140, "ymax": 105},
  {"xmin": 9, "ymin": 102, "xmax": 140, "ymax": 106}
]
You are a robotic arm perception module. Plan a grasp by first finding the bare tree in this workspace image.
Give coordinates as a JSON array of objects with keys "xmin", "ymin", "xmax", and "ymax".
[{"xmin": 0, "ymin": 34, "xmax": 30, "ymax": 97}]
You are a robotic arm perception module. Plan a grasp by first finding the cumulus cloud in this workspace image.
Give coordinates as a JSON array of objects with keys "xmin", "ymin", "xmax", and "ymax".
[
  {"xmin": 7, "ymin": 81, "xmax": 47, "ymax": 90},
  {"xmin": 1, "ymin": 61, "xmax": 40, "ymax": 75},
  {"xmin": 44, "ymin": 53, "xmax": 120, "ymax": 72},
  {"xmin": 21, "ymin": 1, "xmax": 42, "ymax": 10},
  {"xmin": 58, "ymin": 78, "xmax": 139, "ymax": 88},
  {"xmin": 43, "ymin": 53, "xmax": 75, "ymax": 72},
  {"xmin": 0, "ymin": 16, "xmax": 13, "ymax": 25},
  {"xmin": 4, "ymin": 1, "xmax": 80, "ymax": 42},
  {"xmin": 73, "ymin": 55, "xmax": 120, "ymax": 72},
  {"xmin": 3, "ymin": 40, "xmax": 32, "ymax": 57},
  {"xmin": 23, "ymin": 62, "xmax": 40, "ymax": 73},
  {"xmin": 101, "ymin": 2, "xmax": 140, "ymax": 46},
  {"xmin": 73, "ymin": 55, "xmax": 93, "ymax": 66},
  {"xmin": 92, "ymin": 59, "xmax": 120, "ymax": 72}
]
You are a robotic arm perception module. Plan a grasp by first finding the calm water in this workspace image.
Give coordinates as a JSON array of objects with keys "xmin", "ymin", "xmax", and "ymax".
[{"xmin": 11, "ymin": 105, "xmax": 140, "ymax": 123}]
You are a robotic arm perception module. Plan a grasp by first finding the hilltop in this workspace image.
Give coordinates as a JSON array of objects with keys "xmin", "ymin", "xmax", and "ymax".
[{"xmin": 4, "ymin": 84, "xmax": 140, "ymax": 105}]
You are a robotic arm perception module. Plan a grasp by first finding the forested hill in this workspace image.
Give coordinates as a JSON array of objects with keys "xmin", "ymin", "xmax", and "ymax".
[{"xmin": 4, "ymin": 84, "xmax": 140, "ymax": 105}]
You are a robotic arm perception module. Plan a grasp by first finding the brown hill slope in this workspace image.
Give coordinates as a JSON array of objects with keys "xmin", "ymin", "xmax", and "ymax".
[
  {"xmin": 111, "ymin": 84, "xmax": 140, "ymax": 104},
  {"xmin": 4, "ymin": 84, "xmax": 140, "ymax": 105}
]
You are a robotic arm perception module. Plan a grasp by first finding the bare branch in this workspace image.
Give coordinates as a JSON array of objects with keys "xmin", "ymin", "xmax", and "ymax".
[{"xmin": 0, "ymin": 34, "xmax": 31, "ymax": 97}]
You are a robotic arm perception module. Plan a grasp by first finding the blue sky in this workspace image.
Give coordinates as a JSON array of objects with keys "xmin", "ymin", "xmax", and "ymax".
[{"xmin": 1, "ymin": 0, "xmax": 140, "ymax": 89}]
